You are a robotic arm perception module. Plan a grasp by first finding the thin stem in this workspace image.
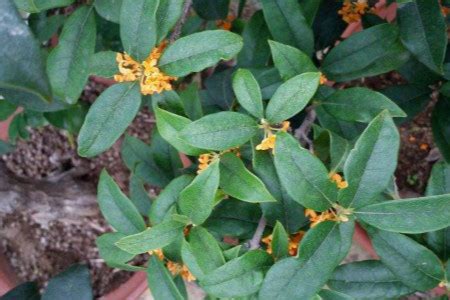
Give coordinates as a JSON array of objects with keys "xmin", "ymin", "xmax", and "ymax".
[
  {"xmin": 169, "ymin": 0, "xmax": 193, "ymax": 43},
  {"xmin": 294, "ymin": 107, "xmax": 317, "ymax": 152},
  {"xmin": 247, "ymin": 217, "xmax": 267, "ymax": 250}
]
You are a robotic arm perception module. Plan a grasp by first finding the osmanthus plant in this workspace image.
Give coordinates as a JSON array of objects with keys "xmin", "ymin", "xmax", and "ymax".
[{"xmin": 2, "ymin": 0, "xmax": 450, "ymax": 299}]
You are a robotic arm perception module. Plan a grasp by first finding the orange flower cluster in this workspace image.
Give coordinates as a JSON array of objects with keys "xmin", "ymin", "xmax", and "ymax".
[
  {"xmin": 319, "ymin": 73, "xmax": 328, "ymax": 85},
  {"xmin": 114, "ymin": 42, "xmax": 177, "ymax": 95},
  {"xmin": 262, "ymin": 231, "xmax": 305, "ymax": 257},
  {"xmin": 148, "ymin": 249, "xmax": 196, "ymax": 282},
  {"xmin": 256, "ymin": 121, "xmax": 290, "ymax": 152},
  {"xmin": 329, "ymin": 172, "xmax": 349, "ymax": 189},
  {"xmin": 216, "ymin": 15, "xmax": 235, "ymax": 31},
  {"xmin": 305, "ymin": 208, "xmax": 338, "ymax": 228},
  {"xmin": 338, "ymin": 0, "xmax": 369, "ymax": 24},
  {"xmin": 197, "ymin": 148, "xmax": 240, "ymax": 174}
]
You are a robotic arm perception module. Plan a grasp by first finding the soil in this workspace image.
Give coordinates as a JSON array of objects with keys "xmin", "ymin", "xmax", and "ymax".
[{"xmin": 1, "ymin": 80, "xmax": 154, "ymax": 297}]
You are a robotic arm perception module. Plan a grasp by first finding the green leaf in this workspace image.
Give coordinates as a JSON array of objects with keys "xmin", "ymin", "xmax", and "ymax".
[
  {"xmin": 260, "ymin": 0, "xmax": 314, "ymax": 56},
  {"xmin": 159, "ymin": 30, "xmax": 243, "ymax": 77},
  {"xmin": 96, "ymin": 232, "xmax": 135, "ymax": 265},
  {"xmin": 201, "ymin": 250, "xmax": 273, "ymax": 298},
  {"xmin": 149, "ymin": 129, "xmax": 183, "ymax": 182},
  {"xmin": 77, "ymin": 83, "xmax": 141, "ymax": 157},
  {"xmin": 322, "ymin": 24, "xmax": 410, "ymax": 82},
  {"xmin": 265, "ymin": 72, "xmax": 320, "ymax": 123},
  {"xmin": 95, "ymin": 0, "xmax": 123, "ymax": 23},
  {"xmin": 154, "ymin": 106, "xmax": 205, "ymax": 156},
  {"xmin": 274, "ymin": 132, "xmax": 336, "ymax": 211},
  {"xmin": 220, "ymin": 152, "xmax": 275, "ymax": 203},
  {"xmin": 397, "ymin": 0, "xmax": 447, "ymax": 74},
  {"xmin": 192, "ymin": 0, "xmax": 230, "ymax": 20},
  {"xmin": 179, "ymin": 112, "xmax": 259, "ymax": 151},
  {"xmin": 317, "ymin": 289, "xmax": 353, "ymax": 300},
  {"xmin": 0, "ymin": 100, "xmax": 17, "ymax": 121},
  {"xmin": 328, "ymin": 260, "xmax": 415, "ymax": 299},
  {"xmin": 89, "ymin": 51, "xmax": 118, "ymax": 78},
  {"xmin": 156, "ymin": 0, "xmax": 183, "ymax": 43},
  {"xmin": 47, "ymin": 6, "xmax": 96, "ymax": 104},
  {"xmin": 299, "ymin": 0, "xmax": 322, "ymax": 26},
  {"xmin": 97, "ymin": 170, "xmax": 146, "ymax": 235},
  {"xmin": 237, "ymin": 11, "xmax": 271, "ymax": 68},
  {"xmin": 367, "ymin": 227, "xmax": 445, "ymax": 291},
  {"xmin": 147, "ymin": 256, "xmax": 184, "ymax": 300},
  {"xmin": 42, "ymin": 265, "xmax": 92, "ymax": 300},
  {"xmin": 252, "ymin": 142, "xmax": 307, "ymax": 232},
  {"xmin": 0, "ymin": 140, "xmax": 15, "ymax": 156},
  {"xmin": 149, "ymin": 175, "xmax": 194, "ymax": 225},
  {"xmin": 29, "ymin": 13, "xmax": 65, "ymax": 43},
  {"xmin": 186, "ymin": 226, "xmax": 226, "ymax": 275},
  {"xmin": 232, "ymin": 69, "xmax": 264, "ymax": 119},
  {"xmin": 322, "ymin": 87, "xmax": 406, "ymax": 123},
  {"xmin": 338, "ymin": 111, "xmax": 399, "ymax": 208},
  {"xmin": 269, "ymin": 40, "xmax": 318, "ymax": 81},
  {"xmin": 179, "ymin": 160, "xmax": 220, "ymax": 225},
  {"xmin": 1, "ymin": 0, "xmax": 51, "ymax": 102},
  {"xmin": 271, "ymin": 221, "xmax": 289, "ymax": 259},
  {"xmin": 179, "ymin": 83, "xmax": 203, "ymax": 121},
  {"xmin": 14, "ymin": 0, "xmax": 74, "ymax": 13},
  {"xmin": 357, "ymin": 194, "xmax": 450, "ymax": 233},
  {"xmin": 260, "ymin": 221, "xmax": 354, "ymax": 300},
  {"xmin": 116, "ymin": 217, "xmax": 187, "ymax": 254},
  {"xmin": 432, "ymin": 96, "xmax": 450, "ymax": 163},
  {"xmin": 120, "ymin": 0, "xmax": 158, "ymax": 62},
  {"xmin": 129, "ymin": 174, "xmax": 152, "ymax": 216},
  {"xmin": 425, "ymin": 161, "xmax": 450, "ymax": 261},
  {"xmin": 1, "ymin": 282, "xmax": 39, "ymax": 300}
]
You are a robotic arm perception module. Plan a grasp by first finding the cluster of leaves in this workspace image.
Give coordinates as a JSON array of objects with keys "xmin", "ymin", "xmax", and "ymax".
[{"xmin": 2, "ymin": 0, "xmax": 450, "ymax": 299}]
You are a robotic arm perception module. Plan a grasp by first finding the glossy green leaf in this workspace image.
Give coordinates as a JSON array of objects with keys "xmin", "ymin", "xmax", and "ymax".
[
  {"xmin": 322, "ymin": 87, "xmax": 406, "ymax": 123},
  {"xmin": 97, "ymin": 170, "xmax": 146, "ymax": 235},
  {"xmin": 232, "ymin": 69, "xmax": 264, "ymax": 119},
  {"xmin": 116, "ymin": 217, "xmax": 187, "ymax": 254},
  {"xmin": 299, "ymin": 0, "xmax": 322, "ymax": 26},
  {"xmin": 274, "ymin": 132, "xmax": 336, "ymax": 211},
  {"xmin": 154, "ymin": 106, "xmax": 205, "ymax": 156},
  {"xmin": 220, "ymin": 152, "xmax": 276, "ymax": 203},
  {"xmin": 237, "ymin": 11, "xmax": 271, "ymax": 68},
  {"xmin": 77, "ymin": 83, "xmax": 141, "ymax": 157},
  {"xmin": 338, "ymin": 111, "xmax": 399, "ymax": 208},
  {"xmin": 397, "ymin": 0, "xmax": 447, "ymax": 74},
  {"xmin": 129, "ymin": 174, "xmax": 152, "ymax": 216},
  {"xmin": 89, "ymin": 51, "xmax": 118, "ymax": 78},
  {"xmin": 328, "ymin": 260, "xmax": 415, "ymax": 299},
  {"xmin": 149, "ymin": 175, "xmax": 194, "ymax": 225},
  {"xmin": 179, "ymin": 160, "xmax": 220, "ymax": 225},
  {"xmin": 252, "ymin": 142, "xmax": 307, "ymax": 232},
  {"xmin": 14, "ymin": 0, "xmax": 74, "ymax": 13},
  {"xmin": 156, "ymin": 0, "xmax": 183, "ymax": 42},
  {"xmin": 179, "ymin": 83, "xmax": 203, "ymax": 120},
  {"xmin": 259, "ymin": 221, "xmax": 354, "ymax": 300},
  {"xmin": 367, "ymin": 227, "xmax": 445, "ymax": 291},
  {"xmin": 186, "ymin": 226, "xmax": 225, "ymax": 275},
  {"xmin": 432, "ymin": 96, "xmax": 450, "ymax": 163},
  {"xmin": 149, "ymin": 129, "xmax": 183, "ymax": 181},
  {"xmin": 265, "ymin": 72, "xmax": 320, "ymax": 123},
  {"xmin": 29, "ymin": 13, "xmax": 65, "ymax": 43},
  {"xmin": 357, "ymin": 194, "xmax": 450, "ymax": 233},
  {"xmin": 0, "ymin": 101, "xmax": 17, "ymax": 121},
  {"xmin": 42, "ymin": 265, "xmax": 92, "ymax": 300},
  {"xmin": 317, "ymin": 289, "xmax": 353, "ymax": 300},
  {"xmin": 192, "ymin": 0, "xmax": 230, "ymax": 20},
  {"xmin": 147, "ymin": 256, "xmax": 184, "ymax": 300},
  {"xmin": 271, "ymin": 221, "xmax": 289, "ymax": 259},
  {"xmin": 179, "ymin": 112, "xmax": 259, "ymax": 151},
  {"xmin": 96, "ymin": 232, "xmax": 135, "ymax": 265},
  {"xmin": 201, "ymin": 250, "xmax": 273, "ymax": 298},
  {"xmin": 47, "ymin": 6, "xmax": 96, "ymax": 104},
  {"xmin": 120, "ymin": 0, "xmax": 158, "ymax": 62},
  {"xmin": 269, "ymin": 40, "xmax": 318, "ymax": 81},
  {"xmin": 95, "ymin": 0, "xmax": 123, "ymax": 23},
  {"xmin": 260, "ymin": 0, "xmax": 314, "ymax": 56},
  {"xmin": 159, "ymin": 30, "xmax": 243, "ymax": 77},
  {"xmin": 322, "ymin": 24, "xmax": 410, "ymax": 82},
  {"xmin": 1, "ymin": 0, "xmax": 51, "ymax": 102}
]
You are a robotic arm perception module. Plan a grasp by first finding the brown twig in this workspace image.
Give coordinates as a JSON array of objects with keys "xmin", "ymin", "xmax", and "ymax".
[
  {"xmin": 169, "ymin": 0, "xmax": 193, "ymax": 43},
  {"xmin": 247, "ymin": 217, "xmax": 267, "ymax": 250},
  {"xmin": 294, "ymin": 107, "xmax": 317, "ymax": 152}
]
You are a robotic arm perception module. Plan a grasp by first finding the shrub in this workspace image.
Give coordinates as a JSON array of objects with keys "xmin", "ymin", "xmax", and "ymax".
[{"xmin": 2, "ymin": 0, "xmax": 450, "ymax": 299}]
